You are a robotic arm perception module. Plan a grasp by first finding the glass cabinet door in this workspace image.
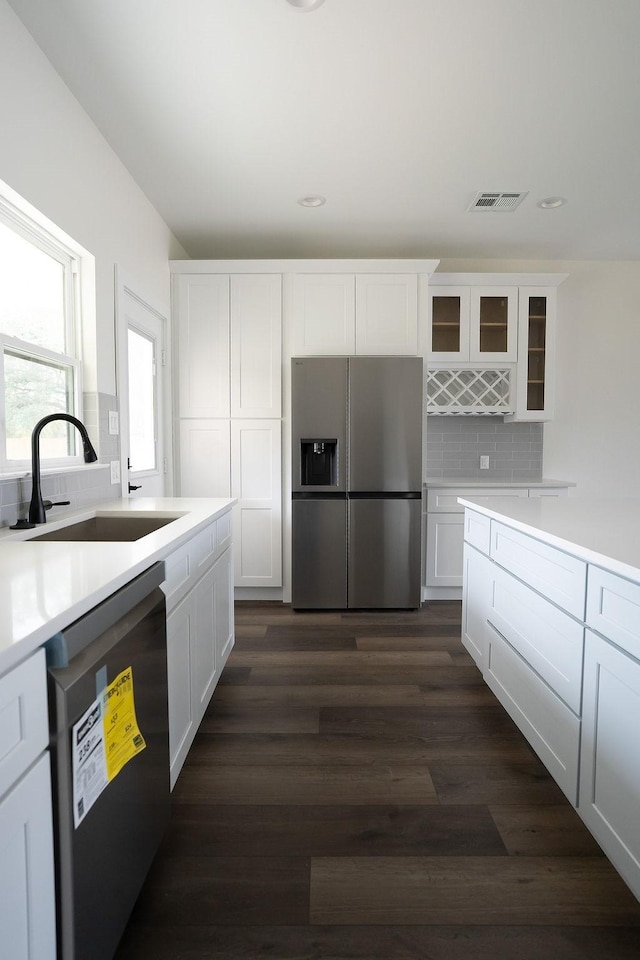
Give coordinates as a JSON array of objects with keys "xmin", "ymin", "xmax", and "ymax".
[
  {"xmin": 469, "ymin": 287, "xmax": 518, "ymax": 361},
  {"xmin": 428, "ymin": 286, "xmax": 470, "ymax": 360},
  {"xmin": 524, "ymin": 295, "xmax": 547, "ymax": 411},
  {"xmin": 514, "ymin": 287, "xmax": 555, "ymax": 420}
]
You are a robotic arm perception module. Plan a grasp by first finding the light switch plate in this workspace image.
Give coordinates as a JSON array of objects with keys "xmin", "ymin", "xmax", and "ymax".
[
  {"xmin": 480, "ymin": 455, "xmax": 490, "ymax": 470},
  {"xmin": 108, "ymin": 411, "xmax": 119, "ymax": 435},
  {"xmin": 110, "ymin": 460, "xmax": 121, "ymax": 484}
]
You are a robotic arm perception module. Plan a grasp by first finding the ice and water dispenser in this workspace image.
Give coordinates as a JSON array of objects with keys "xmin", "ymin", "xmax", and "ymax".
[{"xmin": 300, "ymin": 439, "xmax": 338, "ymax": 486}]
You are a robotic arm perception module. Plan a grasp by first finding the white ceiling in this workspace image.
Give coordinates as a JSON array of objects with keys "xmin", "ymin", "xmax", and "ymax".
[{"xmin": 7, "ymin": 0, "xmax": 640, "ymax": 261}]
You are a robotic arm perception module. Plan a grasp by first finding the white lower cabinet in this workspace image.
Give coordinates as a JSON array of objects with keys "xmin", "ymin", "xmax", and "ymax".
[
  {"xmin": 462, "ymin": 504, "xmax": 640, "ymax": 902},
  {"xmin": 424, "ymin": 485, "xmax": 567, "ymax": 597},
  {"xmin": 0, "ymin": 649, "xmax": 55, "ymax": 960},
  {"xmin": 484, "ymin": 622, "xmax": 581, "ymax": 804},
  {"xmin": 165, "ymin": 511, "xmax": 235, "ymax": 788},
  {"xmin": 461, "ymin": 542, "xmax": 493, "ymax": 669},
  {"xmin": 166, "ymin": 593, "xmax": 195, "ymax": 785},
  {"xmin": 580, "ymin": 628, "xmax": 640, "ymax": 900},
  {"xmin": 0, "ymin": 755, "xmax": 56, "ymax": 960},
  {"xmin": 425, "ymin": 513, "xmax": 465, "ymax": 587}
]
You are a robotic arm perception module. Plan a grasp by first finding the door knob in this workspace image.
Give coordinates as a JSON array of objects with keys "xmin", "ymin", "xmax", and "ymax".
[{"xmin": 128, "ymin": 483, "xmax": 142, "ymax": 493}]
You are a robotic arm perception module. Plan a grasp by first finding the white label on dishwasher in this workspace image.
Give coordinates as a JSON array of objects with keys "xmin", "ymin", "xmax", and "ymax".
[{"xmin": 72, "ymin": 697, "xmax": 108, "ymax": 828}]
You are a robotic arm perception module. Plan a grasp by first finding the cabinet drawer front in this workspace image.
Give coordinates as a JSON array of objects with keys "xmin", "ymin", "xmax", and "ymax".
[
  {"xmin": 464, "ymin": 509, "xmax": 491, "ymax": 555},
  {"xmin": 586, "ymin": 566, "xmax": 640, "ymax": 660},
  {"xmin": 0, "ymin": 649, "xmax": 48, "ymax": 797},
  {"xmin": 190, "ymin": 520, "xmax": 219, "ymax": 574},
  {"xmin": 488, "ymin": 566, "xmax": 584, "ymax": 713},
  {"xmin": 163, "ymin": 517, "xmax": 227, "ymax": 611},
  {"xmin": 427, "ymin": 487, "xmax": 527, "ymax": 514},
  {"xmin": 163, "ymin": 539, "xmax": 193, "ymax": 611},
  {"xmin": 485, "ymin": 625, "xmax": 580, "ymax": 805},
  {"xmin": 216, "ymin": 511, "xmax": 232, "ymax": 554},
  {"xmin": 491, "ymin": 521, "xmax": 586, "ymax": 619}
]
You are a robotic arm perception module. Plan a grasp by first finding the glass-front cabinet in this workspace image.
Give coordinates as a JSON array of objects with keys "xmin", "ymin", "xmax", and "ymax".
[
  {"xmin": 428, "ymin": 284, "xmax": 517, "ymax": 362},
  {"xmin": 427, "ymin": 274, "xmax": 566, "ymax": 421},
  {"xmin": 511, "ymin": 286, "xmax": 557, "ymax": 421},
  {"xmin": 428, "ymin": 286, "xmax": 470, "ymax": 360}
]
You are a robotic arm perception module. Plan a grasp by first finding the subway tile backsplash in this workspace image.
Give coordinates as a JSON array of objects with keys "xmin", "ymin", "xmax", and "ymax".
[
  {"xmin": 425, "ymin": 416, "xmax": 543, "ymax": 482},
  {"xmin": 0, "ymin": 392, "xmax": 121, "ymax": 528}
]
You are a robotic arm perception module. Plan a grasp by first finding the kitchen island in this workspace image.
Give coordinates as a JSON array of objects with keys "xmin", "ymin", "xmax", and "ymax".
[
  {"xmin": 459, "ymin": 495, "xmax": 640, "ymax": 903},
  {"xmin": 0, "ymin": 496, "xmax": 235, "ymax": 960}
]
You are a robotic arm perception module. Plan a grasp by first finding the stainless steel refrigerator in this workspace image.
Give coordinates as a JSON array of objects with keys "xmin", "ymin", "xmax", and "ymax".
[{"xmin": 291, "ymin": 356, "xmax": 423, "ymax": 609}]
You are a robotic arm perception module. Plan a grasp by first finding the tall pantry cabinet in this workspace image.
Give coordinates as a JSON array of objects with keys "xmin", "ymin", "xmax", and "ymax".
[{"xmin": 172, "ymin": 269, "xmax": 282, "ymax": 588}]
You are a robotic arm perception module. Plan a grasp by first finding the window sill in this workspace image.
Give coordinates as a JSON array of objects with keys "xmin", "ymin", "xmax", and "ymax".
[{"xmin": 0, "ymin": 462, "xmax": 107, "ymax": 482}]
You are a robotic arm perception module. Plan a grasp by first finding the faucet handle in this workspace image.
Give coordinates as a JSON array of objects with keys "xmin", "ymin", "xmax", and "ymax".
[{"xmin": 43, "ymin": 500, "xmax": 71, "ymax": 510}]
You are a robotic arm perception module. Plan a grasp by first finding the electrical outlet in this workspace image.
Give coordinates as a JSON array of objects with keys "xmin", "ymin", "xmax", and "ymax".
[
  {"xmin": 108, "ymin": 411, "xmax": 119, "ymax": 435},
  {"xmin": 110, "ymin": 460, "xmax": 121, "ymax": 484},
  {"xmin": 480, "ymin": 455, "xmax": 490, "ymax": 470}
]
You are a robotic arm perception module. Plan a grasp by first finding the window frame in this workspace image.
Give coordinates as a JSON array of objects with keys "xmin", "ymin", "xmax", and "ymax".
[{"xmin": 0, "ymin": 196, "xmax": 85, "ymax": 472}]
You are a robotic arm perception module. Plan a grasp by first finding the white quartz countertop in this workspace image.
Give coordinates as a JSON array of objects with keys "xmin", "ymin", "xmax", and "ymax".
[
  {"xmin": 425, "ymin": 478, "xmax": 575, "ymax": 488},
  {"xmin": 0, "ymin": 497, "xmax": 235, "ymax": 675},
  {"xmin": 459, "ymin": 495, "xmax": 640, "ymax": 584}
]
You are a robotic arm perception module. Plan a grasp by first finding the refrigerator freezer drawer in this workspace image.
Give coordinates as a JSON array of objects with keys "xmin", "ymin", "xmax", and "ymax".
[
  {"xmin": 292, "ymin": 499, "xmax": 347, "ymax": 609},
  {"xmin": 348, "ymin": 498, "xmax": 422, "ymax": 609}
]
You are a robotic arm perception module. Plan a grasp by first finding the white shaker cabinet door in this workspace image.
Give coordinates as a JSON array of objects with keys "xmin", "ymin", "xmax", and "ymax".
[
  {"xmin": 214, "ymin": 546, "xmax": 235, "ymax": 667},
  {"xmin": 461, "ymin": 542, "xmax": 494, "ymax": 669},
  {"xmin": 231, "ymin": 274, "xmax": 282, "ymax": 418},
  {"xmin": 355, "ymin": 274, "xmax": 418, "ymax": 355},
  {"xmin": 580, "ymin": 628, "xmax": 640, "ymax": 901},
  {"xmin": 191, "ymin": 563, "xmax": 220, "ymax": 720},
  {"xmin": 0, "ymin": 754, "xmax": 56, "ymax": 960},
  {"xmin": 292, "ymin": 274, "xmax": 356, "ymax": 355},
  {"xmin": 231, "ymin": 419, "xmax": 282, "ymax": 587},
  {"xmin": 425, "ymin": 513, "xmax": 465, "ymax": 587},
  {"xmin": 175, "ymin": 274, "xmax": 230, "ymax": 417},
  {"xmin": 166, "ymin": 594, "xmax": 196, "ymax": 789},
  {"xmin": 178, "ymin": 419, "xmax": 231, "ymax": 498}
]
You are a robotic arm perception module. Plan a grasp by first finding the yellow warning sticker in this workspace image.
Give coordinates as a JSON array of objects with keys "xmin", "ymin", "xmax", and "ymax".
[{"xmin": 101, "ymin": 666, "xmax": 146, "ymax": 782}]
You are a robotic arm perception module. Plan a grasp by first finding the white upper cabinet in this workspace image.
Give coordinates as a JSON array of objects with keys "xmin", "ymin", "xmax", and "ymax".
[
  {"xmin": 231, "ymin": 274, "xmax": 282, "ymax": 418},
  {"xmin": 293, "ymin": 271, "xmax": 422, "ymax": 356},
  {"xmin": 469, "ymin": 286, "xmax": 518, "ymax": 362},
  {"xmin": 427, "ymin": 286, "xmax": 471, "ymax": 362},
  {"xmin": 293, "ymin": 274, "xmax": 356, "ymax": 355},
  {"xmin": 355, "ymin": 274, "xmax": 418, "ymax": 355},
  {"xmin": 175, "ymin": 272, "xmax": 282, "ymax": 420},
  {"xmin": 176, "ymin": 274, "xmax": 230, "ymax": 418},
  {"xmin": 510, "ymin": 286, "xmax": 557, "ymax": 421},
  {"xmin": 428, "ymin": 282, "xmax": 517, "ymax": 362}
]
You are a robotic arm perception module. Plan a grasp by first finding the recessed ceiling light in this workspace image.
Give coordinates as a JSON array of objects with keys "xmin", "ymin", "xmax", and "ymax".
[
  {"xmin": 298, "ymin": 195, "xmax": 326, "ymax": 207},
  {"xmin": 537, "ymin": 196, "xmax": 568, "ymax": 209},
  {"xmin": 286, "ymin": 0, "xmax": 325, "ymax": 10}
]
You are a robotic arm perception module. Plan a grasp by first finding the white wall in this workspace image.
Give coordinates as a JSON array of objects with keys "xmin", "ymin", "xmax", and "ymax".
[
  {"xmin": 0, "ymin": 0, "xmax": 188, "ymax": 395},
  {"xmin": 439, "ymin": 258, "xmax": 640, "ymax": 496}
]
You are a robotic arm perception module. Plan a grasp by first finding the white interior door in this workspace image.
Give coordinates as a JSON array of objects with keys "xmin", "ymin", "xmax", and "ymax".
[{"xmin": 116, "ymin": 268, "xmax": 168, "ymax": 498}]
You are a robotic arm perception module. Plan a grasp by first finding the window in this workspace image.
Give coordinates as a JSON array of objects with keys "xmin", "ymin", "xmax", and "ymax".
[
  {"xmin": 127, "ymin": 325, "xmax": 157, "ymax": 473},
  {"xmin": 0, "ymin": 200, "xmax": 82, "ymax": 469}
]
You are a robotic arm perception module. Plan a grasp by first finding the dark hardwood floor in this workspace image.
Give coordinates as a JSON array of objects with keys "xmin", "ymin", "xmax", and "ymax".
[{"xmin": 115, "ymin": 602, "xmax": 640, "ymax": 960}]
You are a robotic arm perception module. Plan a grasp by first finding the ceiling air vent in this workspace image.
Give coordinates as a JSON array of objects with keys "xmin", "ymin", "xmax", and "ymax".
[{"xmin": 468, "ymin": 191, "xmax": 528, "ymax": 212}]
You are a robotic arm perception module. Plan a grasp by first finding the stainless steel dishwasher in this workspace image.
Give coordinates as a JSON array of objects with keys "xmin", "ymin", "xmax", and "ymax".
[{"xmin": 47, "ymin": 562, "xmax": 170, "ymax": 960}]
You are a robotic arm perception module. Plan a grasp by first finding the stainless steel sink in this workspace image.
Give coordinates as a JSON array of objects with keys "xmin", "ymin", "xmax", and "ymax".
[{"xmin": 31, "ymin": 515, "xmax": 177, "ymax": 542}]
